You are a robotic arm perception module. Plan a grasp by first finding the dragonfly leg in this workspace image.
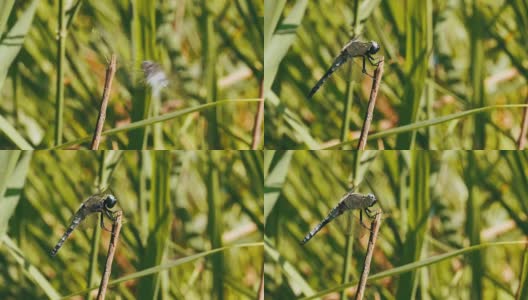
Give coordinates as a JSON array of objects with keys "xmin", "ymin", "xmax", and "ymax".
[
  {"xmin": 367, "ymin": 54, "xmax": 381, "ymax": 66},
  {"xmin": 104, "ymin": 208, "xmax": 117, "ymax": 221},
  {"xmin": 100, "ymin": 212, "xmax": 115, "ymax": 232},
  {"xmin": 361, "ymin": 56, "xmax": 375, "ymax": 78},
  {"xmin": 358, "ymin": 209, "xmax": 371, "ymax": 230},
  {"xmin": 365, "ymin": 207, "xmax": 377, "ymax": 218}
]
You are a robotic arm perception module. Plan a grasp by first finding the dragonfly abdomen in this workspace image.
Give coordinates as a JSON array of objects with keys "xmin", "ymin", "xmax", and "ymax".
[
  {"xmin": 50, "ymin": 216, "xmax": 83, "ymax": 256},
  {"xmin": 300, "ymin": 202, "xmax": 347, "ymax": 245},
  {"xmin": 307, "ymin": 53, "xmax": 350, "ymax": 98},
  {"xmin": 300, "ymin": 215, "xmax": 332, "ymax": 245}
]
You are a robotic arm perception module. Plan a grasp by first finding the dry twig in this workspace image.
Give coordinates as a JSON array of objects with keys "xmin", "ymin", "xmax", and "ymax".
[
  {"xmin": 354, "ymin": 211, "xmax": 382, "ymax": 300},
  {"xmin": 357, "ymin": 57, "xmax": 385, "ymax": 150},
  {"xmin": 91, "ymin": 54, "xmax": 117, "ymax": 150},
  {"xmin": 96, "ymin": 210, "xmax": 122, "ymax": 300}
]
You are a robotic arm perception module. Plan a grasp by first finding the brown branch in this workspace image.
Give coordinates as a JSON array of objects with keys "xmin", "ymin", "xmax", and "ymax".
[
  {"xmin": 97, "ymin": 210, "xmax": 122, "ymax": 300},
  {"xmin": 517, "ymin": 94, "xmax": 528, "ymax": 149},
  {"xmin": 91, "ymin": 54, "xmax": 117, "ymax": 150},
  {"xmin": 354, "ymin": 211, "xmax": 382, "ymax": 300},
  {"xmin": 251, "ymin": 79, "xmax": 264, "ymax": 149},
  {"xmin": 357, "ymin": 57, "xmax": 384, "ymax": 150}
]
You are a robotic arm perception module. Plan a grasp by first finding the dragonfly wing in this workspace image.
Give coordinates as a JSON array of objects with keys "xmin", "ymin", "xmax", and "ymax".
[
  {"xmin": 308, "ymin": 53, "xmax": 350, "ymax": 98},
  {"xmin": 344, "ymin": 41, "xmax": 372, "ymax": 57}
]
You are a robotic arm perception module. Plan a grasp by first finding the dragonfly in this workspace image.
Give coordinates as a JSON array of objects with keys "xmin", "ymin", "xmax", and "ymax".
[
  {"xmin": 50, "ymin": 192, "xmax": 118, "ymax": 257},
  {"xmin": 141, "ymin": 60, "xmax": 170, "ymax": 91},
  {"xmin": 308, "ymin": 38, "xmax": 380, "ymax": 98},
  {"xmin": 92, "ymin": 28, "xmax": 171, "ymax": 92},
  {"xmin": 300, "ymin": 191, "xmax": 377, "ymax": 245}
]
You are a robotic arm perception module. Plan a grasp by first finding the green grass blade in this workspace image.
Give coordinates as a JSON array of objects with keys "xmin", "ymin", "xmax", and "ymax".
[
  {"xmin": 0, "ymin": 114, "xmax": 33, "ymax": 149},
  {"xmin": 301, "ymin": 241, "xmax": 528, "ymax": 300},
  {"xmin": 395, "ymin": 0, "xmax": 432, "ymax": 149},
  {"xmin": 0, "ymin": 0, "xmax": 15, "ymax": 34},
  {"xmin": 0, "ymin": 0, "xmax": 38, "ymax": 88},
  {"xmin": 465, "ymin": 152, "xmax": 484, "ymax": 299},
  {"xmin": 264, "ymin": 150, "xmax": 293, "ymax": 221},
  {"xmin": 395, "ymin": 151, "xmax": 431, "ymax": 298},
  {"xmin": 0, "ymin": 151, "xmax": 30, "ymax": 235},
  {"xmin": 54, "ymin": 0, "xmax": 67, "ymax": 145},
  {"xmin": 203, "ymin": 11, "xmax": 220, "ymax": 148},
  {"xmin": 263, "ymin": 0, "xmax": 308, "ymax": 95},
  {"xmin": 323, "ymin": 104, "xmax": 528, "ymax": 149},
  {"xmin": 264, "ymin": 0, "xmax": 286, "ymax": 46},
  {"xmin": 264, "ymin": 237, "xmax": 315, "ymax": 297},
  {"xmin": 266, "ymin": 91, "xmax": 319, "ymax": 148},
  {"xmin": 50, "ymin": 99, "xmax": 260, "ymax": 149},
  {"xmin": 3, "ymin": 236, "xmax": 61, "ymax": 299},
  {"xmin": 468, "ymin": 3, "xmax": 487, "ymax": 149},
  {"xmin": 62, "ymin": 242, "xmax": 263, "ymax": 299},
  {"xmin": 518, "ymin": 245, "xmax": 528, "ymax": 299},
  {"xmin": 136, "ymin": 151, "xmax": 172, "ymax": 299},
  {"xmin": 127, "ymin": 0, "xmax": 156, "ymax": 149},
  {"xmin": 207, "ymin": 153, "xmax": 225, "ymax": 299}
]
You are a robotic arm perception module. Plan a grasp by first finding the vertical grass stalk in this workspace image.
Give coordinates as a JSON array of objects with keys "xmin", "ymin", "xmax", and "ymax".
[
  {"xmin": 207, "ymin": 153, "xmax": 224, "ymax": 300},
  {"xmin": 340, "ymin": 64, "xmax": 356, "ymax": 147},
  {"xmin": 340, "ymin": 0, "xmax": 363, "ymax": 148},
  {"xmin": 465, "ymin": 152, "xmax": 483, "ymax": 300},
  {"xmin": 54, "ymin": 0, "xmax": 67, "ymax": 146},
  {"xmin": 127, "ymin": 0, "xmax": 156, "ymax": 149},
  {"xmin": 395, "ymin": 0, "xmax": 431, "ymax": 149},
  {"xmin": 203, "ymin": 7, "xmax": 220, "ymax": 149},
  {"xmin": 137, "ymin": 151, "xmax": 172, "ymax": 298},
  {"xmin": 340, "ymin": 152, "xmax": 361, "ymax": 300},
  {"xmin": 395, "ymin": 151, "xmax": 430, "ymax": 298},
  {"xmin": 469, "ymin": 1, "xmax": 486, "ymax": 149}
]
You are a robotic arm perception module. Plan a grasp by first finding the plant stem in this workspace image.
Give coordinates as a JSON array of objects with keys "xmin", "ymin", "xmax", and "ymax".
[
  {"xmin": 354, "ymin": 212, "xmax": 382, "ymax": 300},
  {"xmin": 97, "ymin": 210, "xmax": 123, "ymax": 300},
  {"xmin": 91, "ymin": 54, "xmax": 116, "ymax": 150},
  {"xmin": 357, "ymin": 58, "xmax": 384, "ymax": 150},
  {"xmin": 54, "ymin": 0, "xmax": 67, "ymax": 146}
]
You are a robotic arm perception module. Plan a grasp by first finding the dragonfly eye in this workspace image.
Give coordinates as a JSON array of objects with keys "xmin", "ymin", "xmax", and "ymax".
[
  {"xmin": 104, "ymin": 195, "xmax": 117, "ymax": 208},
  {"xmin": 369, "ymin": 41, "xmax": 380, "ymax": 54}
]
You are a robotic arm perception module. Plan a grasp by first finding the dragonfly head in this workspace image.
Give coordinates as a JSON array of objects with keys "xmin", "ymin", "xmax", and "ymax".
[
  {"xmin": 104, "ymin": 194, "xmax": 117, "ymax": 209},
  {"xmin": 369, "ymin": 41, "xmax": 380, "ymax": 55},
  {"xmin": 366, "ymin": 193, "xmax": 377, "ymax": 206}
]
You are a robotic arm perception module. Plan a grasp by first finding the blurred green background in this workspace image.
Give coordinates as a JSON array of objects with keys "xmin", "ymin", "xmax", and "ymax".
[
  {"xmin": 265, "ymin": 150, "xmax": 528, "ymax": 299},
  {"xmin": 265, "ymin": 0, "xmax": 528, "ymax": 149},
  {"xmin": 0, "ymin": 0, "xmax": 263, "ymax": 149},
  {"xmin": 0, "ymin": 150, "xmax": 263, "ymax": 299}
]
